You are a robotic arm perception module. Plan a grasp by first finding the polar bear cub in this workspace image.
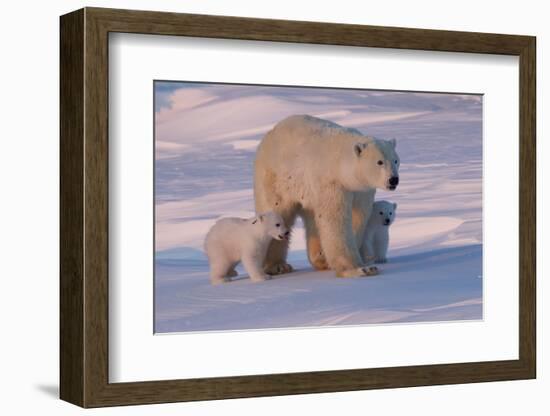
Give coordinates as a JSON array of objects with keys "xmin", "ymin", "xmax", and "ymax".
[
  {"xmin": 363, "ymin": 200, "xmax": 397, "ymax": 264},
  {"xmin": 204, "ymin": 212, "xmax": 290, "ymax": 284}
]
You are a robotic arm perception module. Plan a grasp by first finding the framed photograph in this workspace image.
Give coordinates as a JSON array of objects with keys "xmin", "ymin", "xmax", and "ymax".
[{"xmin": 60, "ymin": 7, "xmax": 536, "ymax": 408}]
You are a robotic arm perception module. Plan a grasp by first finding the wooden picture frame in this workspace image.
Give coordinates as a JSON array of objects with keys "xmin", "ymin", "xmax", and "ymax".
[{"xmin": 60, "ymin": 7, "xmax": 536, "ymax": 408}]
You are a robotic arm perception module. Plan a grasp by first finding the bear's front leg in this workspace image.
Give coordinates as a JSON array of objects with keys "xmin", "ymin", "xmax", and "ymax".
[
  {"xmin": 242, "ymin": 254, "xmax": 271, "ymax": 282},
  {"xmin": 373, "ymin": 232, "xmax": 389, "ymax": 264},
  {"xmin": 360, "ymin": 237, "xmax": 376, "ymax": 265},
  {"xmin": 316, "ymin": 190, "xmax": 378, "ymax": 277}
]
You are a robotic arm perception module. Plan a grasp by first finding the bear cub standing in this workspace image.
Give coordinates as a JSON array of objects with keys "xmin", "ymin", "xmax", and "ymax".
[
  {"xmin": 363, "ymin": 200, "xmax": 397, "ymax": 264},
  {"xmin": 204, "ymin": 212, "xmax": 289, "ymax": 285}
]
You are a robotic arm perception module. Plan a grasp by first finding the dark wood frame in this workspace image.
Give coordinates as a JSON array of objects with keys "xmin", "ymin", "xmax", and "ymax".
[{"xmin": 60, "ymin": 7, "xmax": 536, "ymax": 408}]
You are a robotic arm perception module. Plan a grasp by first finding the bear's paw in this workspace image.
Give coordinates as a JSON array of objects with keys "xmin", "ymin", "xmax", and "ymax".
[
  {"xmin": 264, "ymin": 262, "xmax": 294, "ymax": 275},
  {"xmin": 336, "ymin": 266, "xmax": 379, "ymax": 278}
]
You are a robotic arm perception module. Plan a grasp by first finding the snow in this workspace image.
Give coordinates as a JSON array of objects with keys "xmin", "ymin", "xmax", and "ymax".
[{"xmin": 154, "ymin": 83, "xmax": 483, "ymax": 333}]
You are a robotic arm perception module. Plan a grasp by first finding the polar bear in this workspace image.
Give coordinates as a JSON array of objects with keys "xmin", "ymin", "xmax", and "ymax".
[
  {"xmin": 254, "ymin": 115, "xmax": 400, "ymax": 278},
  {"xmin": 362, "ymin": 200, "xmax": 397, "ymax": 264},
  {"xmin": 204, "ymin": 212, "xmax": 289, "ymax": 284}
]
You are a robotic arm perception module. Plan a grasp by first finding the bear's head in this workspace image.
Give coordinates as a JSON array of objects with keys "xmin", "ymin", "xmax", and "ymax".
[
  {"xmin": 256, "ymin": 211, "xmax": 290, "ymax": 241},
  {"xmin": 345, "ymin": 138, "xmax": 400, "ymax": 191},
  {"xmin": 372, "ymin": 200, "xmax": 397, "ymax": 226}
]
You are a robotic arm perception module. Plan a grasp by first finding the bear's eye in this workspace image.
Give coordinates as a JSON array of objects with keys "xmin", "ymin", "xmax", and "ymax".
[
  {"xmin": 390, "ymin": 212, "xmax": 393, "ymax": 215},
  {"xmin": 394, "ymin": 160, "xmax": 398, "ymax": 164},
  {"xmin": 377, "ymin": 160, "xmax": 384, "ymax": 166},
  {"xmin": 275, "ymin": 223, "xmax": 280, "ymax": 227},
  {"xmin": 379, "ymin": 211, "xmax": 383, "ymax": 215}
]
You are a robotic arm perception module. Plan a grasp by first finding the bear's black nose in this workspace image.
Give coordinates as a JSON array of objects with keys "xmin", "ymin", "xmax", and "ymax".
[
  {"xmin": 389, "ymin": 176, "xmax": 399, "ymax": 186},
  {"xmin": 384, "ymin": 219, "xmax": 390, "ymax": 225}
]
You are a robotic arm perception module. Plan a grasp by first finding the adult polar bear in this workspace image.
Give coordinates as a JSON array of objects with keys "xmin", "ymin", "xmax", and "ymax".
[{"xmin": 254, "ymin": 115, "xmax": 400, "ymax": 277}]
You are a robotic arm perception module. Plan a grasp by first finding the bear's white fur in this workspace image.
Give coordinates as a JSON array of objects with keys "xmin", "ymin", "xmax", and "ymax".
[
  {"xmin": 363, "ymin": 200, "xmax": 397, "ymax": 263},
  {"xmin": 204, "ymin": 212, "xmax": 289, "ymax": 284},
  {"xmin": 254, "ymin": 115, "xmax": 400, "ymax": 278}
]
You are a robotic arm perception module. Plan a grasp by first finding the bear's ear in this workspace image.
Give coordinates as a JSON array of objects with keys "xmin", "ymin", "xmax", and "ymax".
[
  {"xmin": 389, "ymin": 138, "xmax": 397, "ymax": 149},
  {"xmin": 354, "ymin": 142, "xmax": 368, "ymax": 156},
  {"xmin": 252, "ymin": 214, "xmax": 265, "ymax": 224},
  {"xmin": 393, "ymin": 202, "xmax": 397, "ymax": 210}
]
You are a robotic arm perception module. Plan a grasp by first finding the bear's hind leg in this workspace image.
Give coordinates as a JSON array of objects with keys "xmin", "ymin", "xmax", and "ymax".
[
  {"xmin": 263, "ymin": 239, "xmax": 293, "ymax": 275},
  {"xmin": 302, "ymin": 209, "xmax": 329, "ymax": 270},
  {"xmin": 254, "ymin": 172, "xmax": 295, "ymax": 275},
  {"xmin": 262, "ymin": 206, "xmax": 297, "ymax": 275}
]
